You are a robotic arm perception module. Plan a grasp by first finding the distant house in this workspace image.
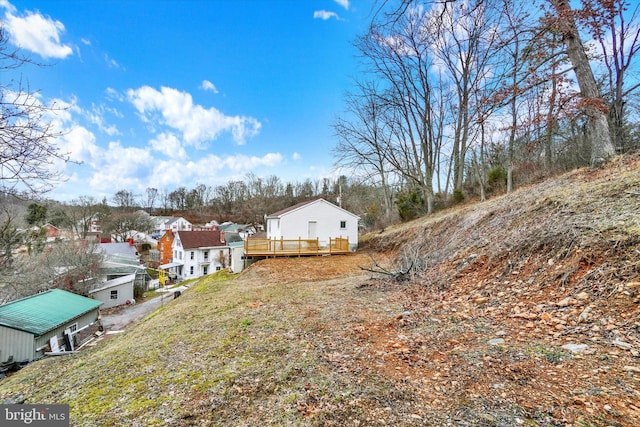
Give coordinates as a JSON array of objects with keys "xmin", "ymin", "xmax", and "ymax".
[
  {"xmin": 0, "ymin": 289, "xmax": 102, "ymax": 363},
  {"xmin": 152, "ymin": 216, "xmax": 192, "ymax": 236},
  {"xmin": 266, "ymin": 198, "xmax": 360, "ymax": 251},
  {"xmin": 172, "ymin": 230, "xmax": 229, "ymax": 280},
  {"xmin": 156, "ymin": 230, "xmax": 174, "ymax": 266},
  {"xmin": 88, "ymin": 273, "xmax": 136, "ymax": 308},
  {"xmin": 92, "ymin": 241, "xmax": 152, "ymax": 299},
  {"xmin": 228, "ymin": 241, "xmax": 247, "ymax": 274},
  {"xmin": 76, "ymin": 214, "xmax": 103, "ymax": 240},
  {"xmin": 42, "ymin": 223, "xmax": 62, "ymax": 241}
]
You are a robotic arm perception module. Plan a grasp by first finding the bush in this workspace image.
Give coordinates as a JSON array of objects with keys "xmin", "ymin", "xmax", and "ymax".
[
  {"xmin": 396, "ymin": 190, "xmax": 423, "ymax": 221},
  {"xmin": 453, "ymin": 189, "xmax": 465, "ymax": 203},
  {"xmin": 487, "ymin": 166, "xmax": 507, "ymax": 188}
]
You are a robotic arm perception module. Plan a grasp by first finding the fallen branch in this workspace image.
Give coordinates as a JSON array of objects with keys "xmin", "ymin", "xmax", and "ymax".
[{"xmin": 359, "ymin": 253, "xmax": 419, "ymax": 282}]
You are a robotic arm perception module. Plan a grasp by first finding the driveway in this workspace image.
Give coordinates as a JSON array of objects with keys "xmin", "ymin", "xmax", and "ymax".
[{"xmin": 100, "ymin": 286, "xmax": 188, "ymax": 332}]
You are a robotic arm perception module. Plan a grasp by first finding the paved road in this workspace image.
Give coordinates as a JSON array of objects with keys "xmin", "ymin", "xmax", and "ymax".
[{"xmin": 100, "ymin": 286, "xmax": 188, "ymax": 331}]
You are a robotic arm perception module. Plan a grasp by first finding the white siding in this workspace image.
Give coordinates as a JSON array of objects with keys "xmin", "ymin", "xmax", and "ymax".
[
  {"xmin": 268, "ymin": 200, "xmax": 359, "ymax": 250},
  {"xmin": 181, "ymin": 247, "xmax": 230, "ymax": 280},
  {"xmin": 90, "ymin": 283, "xmax": 134, "ymax": 308},
  {"xmin": 229, "ymin": 245, "xmax": 247, "ymax": 273}
]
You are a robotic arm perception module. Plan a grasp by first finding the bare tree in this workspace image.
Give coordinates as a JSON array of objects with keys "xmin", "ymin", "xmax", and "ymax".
[
  {"xmin": 548, "ymin": 0, "xmax": 617, "ymax": 165},
  {"xmin": 578, "ymin": 0, "xmax": 640, "ymax": 152},
  {"xmin": 113, "ymin": 189, "xmax": 137, "ymax": 211},
  {"xmin": 66, "ymin": 196, "xmax": 110, "ymax": 239},
  {"xmin": 356, "ymin": 4, "xmax": 446, "ymax": 213},
  {"xmin": 430, "ymin": 0, "xmax": 503, "ymax": 193},
  {"xmin": 0, "ymin": 207, "xmax": 23, "ymax": 270},
  {"xmin": 0, "ymin": 239, "xmax": 103, "ymax": 302},
  {"xmin": 333, "ymin": 81, "xmax": 397, "ymax": 219},
  {"xmin": 102, "ymin": 210, "xmax": 153, "ymax": 243},
  {"xmin": 145, "ymin": 187, "xmax": 158, "ymax": 214},
  {"xmin": 0, "ymin": 28, "xmax": 72, "ymax": 198}
]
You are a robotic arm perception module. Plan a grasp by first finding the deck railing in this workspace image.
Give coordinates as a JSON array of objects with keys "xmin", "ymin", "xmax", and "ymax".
[{"xmin": 244, "ymin": 237, "xmax": 349, "ymax": 257}]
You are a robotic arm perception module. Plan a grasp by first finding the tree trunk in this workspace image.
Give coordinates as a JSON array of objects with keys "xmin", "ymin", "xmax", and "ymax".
[{"xmin": 549, "ymin": 0, "xmax": 616, "ymax": 166}]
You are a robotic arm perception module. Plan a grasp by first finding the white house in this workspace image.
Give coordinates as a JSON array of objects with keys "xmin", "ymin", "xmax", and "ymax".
[
  {"xmin": 172, "ymin": 230, "xmax": 229, "ymax": 280},
  {"xmin": 228, "ymin": 241, "xmax": 247, "ymax": 273},
  {"xmin": 88, "ymin": 273, "xmax": 136, "ymax": 309},
  {"xmin": 266, "ymin": 198, "xmax": 360, "ymax": 251},
  {"xmin": 152, "ymin": 216, "xmax": 193, "ymax": 237}
]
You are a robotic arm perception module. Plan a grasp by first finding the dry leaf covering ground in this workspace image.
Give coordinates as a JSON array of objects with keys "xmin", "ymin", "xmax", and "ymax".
[{"xmin": 1, "ymin": 154, "xmax": 639, "ymax": 426}]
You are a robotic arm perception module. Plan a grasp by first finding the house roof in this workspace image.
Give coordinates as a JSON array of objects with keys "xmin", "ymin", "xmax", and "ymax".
[
  {"xmin": 267, "ymin": 198, "xmax": 360, "ymax": 219},
  {"xmin": 0, "ymin": 289, "xmax": 102, "ymax": 336},
  {"xmin": 97, "ymin": 242, "xmax": 138, "ymax": 257},
  {"xmin": 153, "ymin": 216, "xmax": 190, "ymax": 228},
  {"xmin": 160, "ymin": 262, "xmax": 183, "ymax": 269},
  {"xmin": 176, "ymin": 230, "xmax": 226, "ymax": 249},
  {"xmin": 98, "ymin": 252, "xmax": 144, "ymax": 276}
]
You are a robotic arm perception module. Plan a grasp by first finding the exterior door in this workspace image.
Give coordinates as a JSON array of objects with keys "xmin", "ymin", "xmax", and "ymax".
[{"xmin": 307, "ymin": 221, "xmax": 317, "ymax": 239}]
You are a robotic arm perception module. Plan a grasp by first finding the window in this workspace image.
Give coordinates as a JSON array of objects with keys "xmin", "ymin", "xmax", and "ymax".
[
  {"xmin": 216, "ymin": 266, "xmax": 221, "ymax": 271},
  {"xmin": 190, "ymin": 251, "xmax": 194, "ymax": 260},
  {"xmin": 203, "ymin": 266, "xmax": 208, "ymax": 275},
  {"xmin": 204, "ymin": 251, "xmax": 209, "ymax": 260},
  {"xmin": 110, "ymin": 290, "xmax": 118, "ymax": 300},
  {"xmin": 340, "ymin": 220, "xmax": 347, "ymax": 229},
  {"xmin": 68, "ymin": 323, "xmax": 78, "ymax": 333},
  {"xmin": 190, "ymin": 266, "xmax": 194, "ymax": 275}
]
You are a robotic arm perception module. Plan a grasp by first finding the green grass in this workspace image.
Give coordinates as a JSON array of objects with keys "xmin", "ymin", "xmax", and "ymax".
[{"xmin": 0, "ymin": 269, "xmax": 400, "ymax": 426}]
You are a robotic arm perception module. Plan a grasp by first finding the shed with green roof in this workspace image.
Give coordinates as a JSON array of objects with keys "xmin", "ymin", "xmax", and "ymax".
[{"xmin": 0, "ymin": 289, "xmax": 102, "ymax": 363}]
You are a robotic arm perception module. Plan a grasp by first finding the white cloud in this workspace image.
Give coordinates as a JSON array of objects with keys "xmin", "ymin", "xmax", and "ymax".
[
  {"xmin": 314, "ymin": 10, "xmax": 340, "ymax": 21},
  {"xmin": 80, "ymin": 38, "xmax": 91, "ymax": 45},
  {"xmin": 127, "ymin": 85, "xmax": 261, "ymax": 146},
  {"xmin": 104, "ymin": 53, "xmax": 121, "ymax": 69},
  {"xmin": 0, "ymin": 0, "xmax": 17, "ymax": 14},
  {"xmin": 222, "ymin": 153, "xmax": 283, "ymax": 171},
  {"xmin": 334, "ymin": 0, "xmax": 350, "ymax": 10},
  {"xmin": 292, "ymin": 152, "xmax": 302, "ymax": 160},
  {"xmin": 149, "ymin": 132, "xmax": 187, "ymax": 159},
  {"xmin": 200, "ymin": 80, "xmax": 219, "ymax": 94},
  {"xmin": 147, "ymin": 152, "xmax": 284, "ymax": 190},
  {"xmin": 3, "ymin": 5, "xmax": 73, "ymax": 58},
  {"xmin": 87, "ymin": 141, "xmax": 153, "ymax": 191},
  {"xmin": 59, "ymin": 125, "xmax": 101, "ymax": 165},
  {"xmin": 105, "ymin": 87, "xmax": 125, "ymax": 103},
  {"xmin": 78, "ymin": 103, "xmax": 119, "ymax": 136}
]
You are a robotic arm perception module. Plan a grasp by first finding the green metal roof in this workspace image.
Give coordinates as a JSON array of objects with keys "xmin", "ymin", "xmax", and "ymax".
[{"xmin": 0, "ymin": 289, "xmax": 102, "ymax": 336}]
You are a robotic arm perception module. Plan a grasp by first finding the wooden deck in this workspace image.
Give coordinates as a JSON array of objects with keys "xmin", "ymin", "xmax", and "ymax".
[{"xmin": 244, "ymin": 237, "xmax": 350, "ymax": 257}]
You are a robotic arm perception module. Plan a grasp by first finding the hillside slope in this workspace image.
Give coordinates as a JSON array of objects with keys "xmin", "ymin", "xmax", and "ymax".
[{"xmin": 1, "ymin": 154, "xmax": 639, "ymax": 426}]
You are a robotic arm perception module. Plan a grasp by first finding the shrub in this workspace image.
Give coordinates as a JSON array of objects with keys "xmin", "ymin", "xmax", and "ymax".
[
  {"xmin": 453, "ymin": 189, "xmax": 465, "ymax": 203},
  {"xmin": 396, "ymin": 190, "xmax": 423, "ymax": 221},
  {"xmin": 487, "ymin": 166, "xmax": 507, "ymax": 188}
]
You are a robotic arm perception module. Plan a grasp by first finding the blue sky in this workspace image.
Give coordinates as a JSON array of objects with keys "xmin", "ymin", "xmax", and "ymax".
[{"xmin": 2, "ymin": 0, "xmax": 370, "ymax": 202}]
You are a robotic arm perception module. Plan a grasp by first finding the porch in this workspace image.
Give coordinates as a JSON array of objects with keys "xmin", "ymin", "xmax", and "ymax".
[{"xmin": 244, "ymin": 237, "xmax": 350, "ymax": 257}]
